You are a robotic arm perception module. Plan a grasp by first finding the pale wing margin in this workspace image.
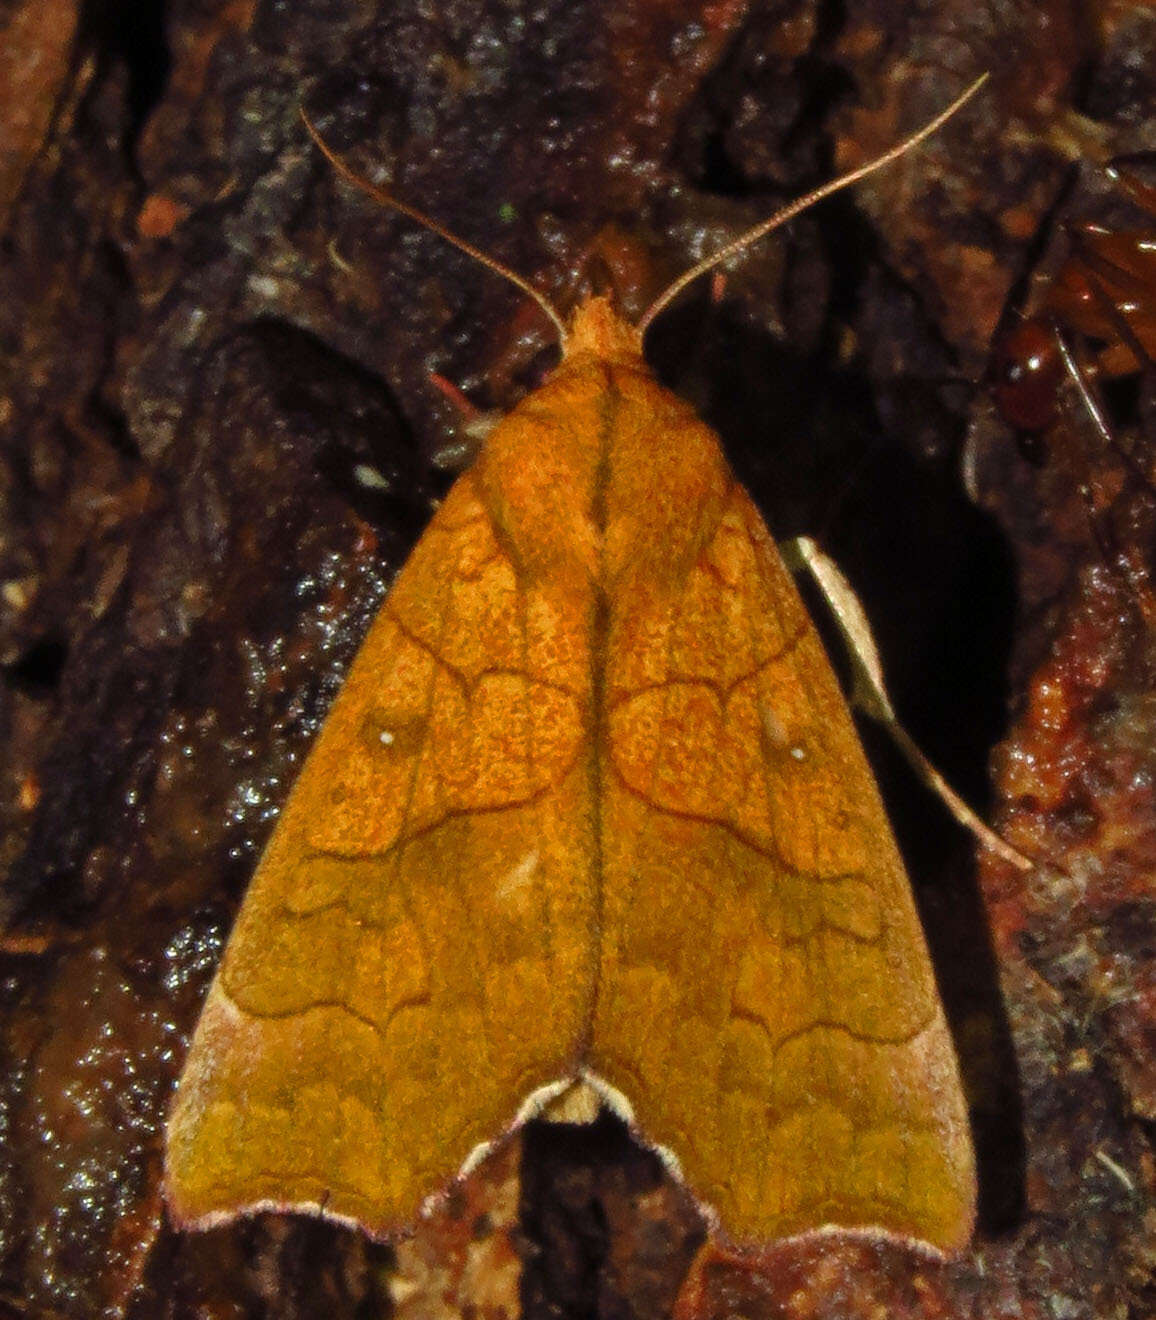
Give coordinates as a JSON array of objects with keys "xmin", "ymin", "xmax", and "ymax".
[
  {"xmin": 590, "ymin": 481, "xmax": 976, "ymax": 1251},
  {"xmin": 166, "ymin": 469, "xmax": 596, "ymax": 1237}
]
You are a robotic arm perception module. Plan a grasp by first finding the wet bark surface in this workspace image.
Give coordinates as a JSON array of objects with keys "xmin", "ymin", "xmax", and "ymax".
[{"xmin": 1, "ymin": 0, "xmax": 1154, "ymax": 1316}]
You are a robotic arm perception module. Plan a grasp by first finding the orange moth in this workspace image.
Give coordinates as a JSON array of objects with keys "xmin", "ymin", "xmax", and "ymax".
[{"xmin": 165, "ymin": 78, "xmax": 987, "ymax": 1256}]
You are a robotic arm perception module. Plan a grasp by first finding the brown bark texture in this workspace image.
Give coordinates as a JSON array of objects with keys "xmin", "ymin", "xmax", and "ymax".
[{"xmin": 1, "ymin": 0, "xmax": 1154, "ymax": 1316}]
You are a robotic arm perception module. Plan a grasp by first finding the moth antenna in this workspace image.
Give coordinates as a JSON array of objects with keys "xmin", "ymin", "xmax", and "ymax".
[
  {"xmin": 637, "ymin": 73, "xmax": 990, "ymax": 338},
  {"xmin": 300, "ymin": 107, "xmax": 569, "ymax": 346}
]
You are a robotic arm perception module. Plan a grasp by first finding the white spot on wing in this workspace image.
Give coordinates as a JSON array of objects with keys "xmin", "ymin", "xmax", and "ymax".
[{"xmin": 495, "ymin": 850, "xmax": 540, "ymax": 903}]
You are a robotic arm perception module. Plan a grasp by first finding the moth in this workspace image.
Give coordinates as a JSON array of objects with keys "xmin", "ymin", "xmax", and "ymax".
[{"xmin": 165, "ymin": 77, "xmax": 987, "ymax": 1258}]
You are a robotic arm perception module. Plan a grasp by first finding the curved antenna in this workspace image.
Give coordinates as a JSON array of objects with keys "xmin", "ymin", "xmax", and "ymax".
[
  {"xmin": 300, "ymin": 108, "xmax": 568, "ymax": 346},
  {"xmin": 637, "ymin": 74, "xmax": 989, "ymax": 338}
]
